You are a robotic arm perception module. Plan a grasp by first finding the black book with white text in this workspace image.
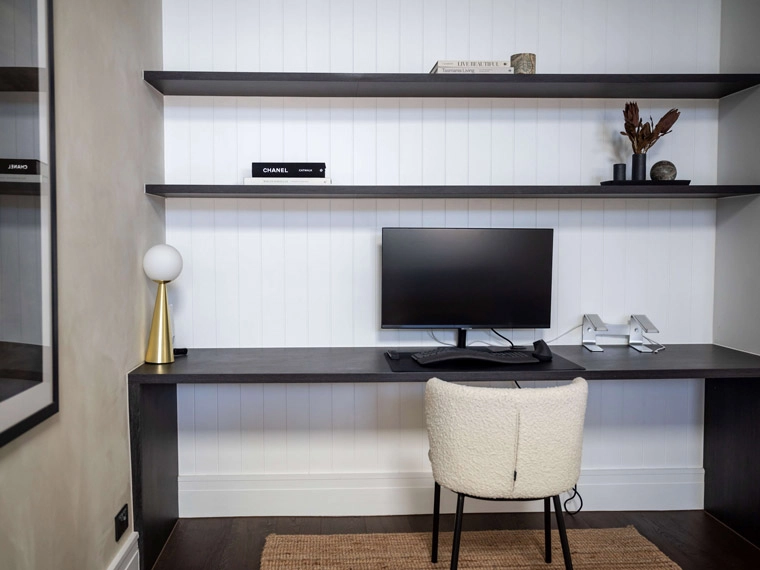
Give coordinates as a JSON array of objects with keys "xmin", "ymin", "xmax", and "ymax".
[
  {"xmin": 0, "ymin": 158, "xmax": 43, "ymax": 175},
  {"xmin": 251, "ymin": 162, "xmax": 326, "ymax": 178}
]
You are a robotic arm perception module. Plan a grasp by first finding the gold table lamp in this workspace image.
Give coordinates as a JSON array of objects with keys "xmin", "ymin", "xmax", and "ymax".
[{"xmin": 143, "ymin": 244, "xmax": 183, "ymax": 364}]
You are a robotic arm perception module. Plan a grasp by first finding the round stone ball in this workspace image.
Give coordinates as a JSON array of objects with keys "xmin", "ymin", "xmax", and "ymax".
[{"xmin": 650, "ymin": 160, "xmax": 677, "ymax": 181}]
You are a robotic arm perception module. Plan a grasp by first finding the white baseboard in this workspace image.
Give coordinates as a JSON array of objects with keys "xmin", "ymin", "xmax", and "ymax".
[
  {"xmin": 178, "ymin": 468, "xmax": 704, "ymax": 517},
  {"xmin": 105, "ymin": 531, "xmax": 139, "ymax": 570}
]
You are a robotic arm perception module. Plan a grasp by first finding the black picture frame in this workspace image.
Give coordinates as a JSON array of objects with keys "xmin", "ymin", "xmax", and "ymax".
[{"xmin": 0, "ymin": 0, "xmax": 58, "ymax": 447}]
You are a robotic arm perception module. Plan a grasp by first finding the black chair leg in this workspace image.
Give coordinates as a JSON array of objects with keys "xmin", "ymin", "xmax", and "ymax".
[
  {"xmin": 544, "ymin": 496, "xmax": 551, "ymax": 563},
  {"xmin": 432, "ymin": 482, "xmax": 441, "ymax": 563},
  {"xmin": 450, "ymin": 493, "xmax": 466, "ymax": 570},
  {"xmin": 552, "ymin": 495, "xmax": 573, "ymax": 570}
]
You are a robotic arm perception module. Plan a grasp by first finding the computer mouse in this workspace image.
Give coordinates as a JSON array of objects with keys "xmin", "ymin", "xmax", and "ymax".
[{"xmin": 532, "ymin": 339, "xmax": 553, "ymax": 362}]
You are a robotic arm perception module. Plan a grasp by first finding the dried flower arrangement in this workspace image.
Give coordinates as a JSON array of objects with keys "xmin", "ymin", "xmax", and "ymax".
[{"xmin": 620, "ymin": 102, "xmax": 680, "ymax": 154}]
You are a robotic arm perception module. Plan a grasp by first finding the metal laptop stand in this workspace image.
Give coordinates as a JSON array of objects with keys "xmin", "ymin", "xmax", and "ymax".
[{"xmin": 582, "ymin": 314, "xmax": 660, "ymax": 353}]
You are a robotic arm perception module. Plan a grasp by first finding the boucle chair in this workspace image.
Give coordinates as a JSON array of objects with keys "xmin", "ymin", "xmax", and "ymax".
[{"xmin": 425, "ymin": 376, "xmax": 588, "ymax": 570}]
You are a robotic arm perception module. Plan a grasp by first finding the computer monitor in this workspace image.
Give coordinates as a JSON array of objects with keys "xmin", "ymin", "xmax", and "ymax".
[{"xmin": 381, "ymin": 227, "xmax": 554, "ymax": 346}]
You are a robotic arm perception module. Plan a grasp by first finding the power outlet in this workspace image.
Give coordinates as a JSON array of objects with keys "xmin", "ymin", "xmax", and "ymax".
[{"xmin": 114, "ymin": 504, "xmax": 128, "ymax": 542}]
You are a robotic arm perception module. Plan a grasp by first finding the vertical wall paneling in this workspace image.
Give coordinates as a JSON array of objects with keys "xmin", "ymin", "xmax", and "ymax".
[
  {"xmin": 261, "ymin": 200, "xmax": 286, "ymax": 346},
  {"xmin": 212, "ymin": 0, "xmax": 236, "ymax": 70},
  {"xmin": 213, "ymin": 201, "xmax": 241, "ymax": 347},
  {"xmin": 697, "ymin": 0, "xmax": 722, "ymax": 73},
  {"xmin": 353, "ymin": 0, "xmax": 377, "ymax": 72},
  {"xmin": 330, "ymin": 0, "xmax": 353, "ymax": 72},
  {"xmin": 468, "ymin": 100, "xmax": 491, "ymax": 185},
  {"xmin": 188, "ymin": 0, "xmax": 213, "ymax": 70},
  {"xmin": 283, "ymin": 0, "xmax": 307, "ymax": 71},
  {"xmin": 285, "ymin": 383, "xmax": 310, "ymax": 473},
  {"xmin": 218, "ymin": 384, "xmax": 243, "ymax": 472},
  {"xmin": 535, "ymin": 100, "xmax": 560, "ymax": 184},
  {"xmin": 421, "ymin": 100, "xmax": 445, "ymax": 185},
  {"xmin": 376, "ymin": 1, "xmax": 400, "ymax": 73},
  {"xmin": 194, "ymin": 384, "xmax": 219, "ymax": 472},
  {"xmin": 177, "ymin": 385, "xmax": 196, "ymax": 473},
  {"xmin": 163, "ymin": 0, "xmax": 188, "ymax": 69},
  {"xmin": 262, "ymin": 384, "xmax": 288, "ymax": 472},
  {"xmin": 235, "ymin": 0, "xmax": 260, "ymax": 70},
  {"xmin": 353, "ymin": 200, "xmax": 377, "ymax": 345},
  {"xmin": 307, "ymin": 382, "xmax": 333, "ymax": 472},
  {"xmin": 240, "ymin": 384, "xmax": 265, "ymax": 472},
  {"xmin": 690, "ymin": 200, "xmax": 716, "ymax": 342},
  {"xmin": 377, "ymin": 99, "xmax": 401, "ymax": 184},
  {"xmin": 259, "ymin": 0, "xmax": 285, "ymax": 71},
  {"xmin": 283, "ymin": 201, "xmax": 309, "ymax": 346},
  {"xmin": 237, "ymin": 200, "xmax": 264, "ymax": 347},
  {"xmin": 162, "ymin": 0, "xmax": 722, "ymax": 514},
  {"xmin": 306, "ymin": 200, "xmax": 331, "ymax": 345},
  {"xmin": 646, "ymin": 202, "xmax": 671, "ymax": 340}
]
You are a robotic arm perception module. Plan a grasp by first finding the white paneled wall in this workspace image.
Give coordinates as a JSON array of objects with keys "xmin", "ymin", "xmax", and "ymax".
[
  {"xmin": 167, "ymin": 198, "xmax": 716, "ymax": 349},
  {"xmin": 162, "ymin": 0, "xmax": 721, "ymax": 515}
]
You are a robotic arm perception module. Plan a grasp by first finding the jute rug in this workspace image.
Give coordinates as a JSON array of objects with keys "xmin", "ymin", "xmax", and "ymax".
[{"xmin": 260, "ymin": 526, "xmax": 681, "ymax": 569}]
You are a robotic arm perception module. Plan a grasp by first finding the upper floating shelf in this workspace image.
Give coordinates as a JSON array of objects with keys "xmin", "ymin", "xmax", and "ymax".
[
  {"xmin": 145, "ymin": 184, "xmax": 760, "ymax": 200},
  {"xmin": 143, "ymin": 71, "xmax": 760, "ymax": 99}
]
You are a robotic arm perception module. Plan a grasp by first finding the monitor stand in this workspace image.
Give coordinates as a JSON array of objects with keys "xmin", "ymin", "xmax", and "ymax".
[{"xmin": 456, "ymin": 329, "xmax": 469, "ymax": 348}]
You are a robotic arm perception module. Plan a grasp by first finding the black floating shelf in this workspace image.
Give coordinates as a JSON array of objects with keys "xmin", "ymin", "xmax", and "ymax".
[
  {"xmin": 0, "ymin": 67, "xmax": 43, "ymax": 93},
  {"xmin": 0, "ymin": 180, "xmax": 41, "ymax": 196},
  {"xmin": 145, "ymin": 184, "xmax": 760, "ymax": 200},
  {"xmin": 143, "ymin": 71, "xmax": 760, "ymax": 99}
]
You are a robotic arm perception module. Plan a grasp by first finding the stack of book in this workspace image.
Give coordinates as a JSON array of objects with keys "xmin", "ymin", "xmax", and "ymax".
[
  {"xmin": 244, "ymin": 162, "xmax": 330, "ymax": 185},
  {"xmin": 429, "ymin": 60, "xmax": 514, "ymax": 74}
]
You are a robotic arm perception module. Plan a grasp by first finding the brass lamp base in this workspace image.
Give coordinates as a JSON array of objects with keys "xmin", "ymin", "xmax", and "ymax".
[{"xmin": 146, "ymin": 281, "xmax": 174, "ymax": 364}]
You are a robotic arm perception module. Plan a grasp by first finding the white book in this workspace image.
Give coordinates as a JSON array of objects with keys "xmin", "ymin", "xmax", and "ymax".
[
  {"xmin": 244, "ymin": 177, "xmax": 332, "ymax": 185},
  {"xmin": 432, "ymin": 67, "xmax": 514, "ymax": 74}
]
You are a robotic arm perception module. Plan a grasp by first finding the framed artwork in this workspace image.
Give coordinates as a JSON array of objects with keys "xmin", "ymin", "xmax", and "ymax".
[{"xmin": 0, "ymin": 0, "xmax": 58, "ymax": 447}]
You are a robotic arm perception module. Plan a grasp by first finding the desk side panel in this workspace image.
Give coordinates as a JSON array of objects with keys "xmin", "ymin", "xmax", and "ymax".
[
  {"xmin": 704, "ymin": 377, "xmax": 760, "ymax": 548},
  {"xmin": 130, "ymin": 383, "xmax": 179, "ymax": 570}
]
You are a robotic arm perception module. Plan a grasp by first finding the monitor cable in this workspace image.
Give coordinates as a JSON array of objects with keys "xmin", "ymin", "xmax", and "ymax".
[
  {"xmin": 544, "ymin": 324, "xmax": 582, "ymax": 344},
  {"xmin": 504, "ymin": 323, "xmax": 584, "ymax": 514},
  {"xmin": 512, "ymin": 377, "xmax": 582, "ymax": 513},
  {"xmin": 563, "ymin": 485, "xmax": 584, "ymax": 515},
  {"xmin": 490, "ymin": 324, "xmax": 582, "ymax": 348},
  {"xmin": 428, "ymin": 330, "xmax": 457, "ymax": 347},
  {"xmin": 490, "ymin": 329, "xmax": 515, "ymax": 347}
]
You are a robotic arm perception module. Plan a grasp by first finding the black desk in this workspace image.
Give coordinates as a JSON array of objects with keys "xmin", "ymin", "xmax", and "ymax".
[{"xmin": 128, "ymin": 344, "xmax": 760, "ymax": 570}]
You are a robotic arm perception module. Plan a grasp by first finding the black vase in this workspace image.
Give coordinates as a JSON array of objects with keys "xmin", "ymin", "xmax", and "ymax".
[{"xmin": 632, "ymin": 153, "xmax": 647, "ymax": 181}]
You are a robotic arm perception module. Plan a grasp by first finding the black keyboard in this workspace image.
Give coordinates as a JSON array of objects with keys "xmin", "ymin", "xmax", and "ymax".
[{"xmin": 411, "ymin": 347, "xmax": 539, "ymax": 366}]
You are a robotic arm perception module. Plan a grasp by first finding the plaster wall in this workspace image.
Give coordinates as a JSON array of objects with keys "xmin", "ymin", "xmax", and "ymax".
[
  {"xmin": 0, "ymin": 0, "xmax": 164, "ymax": 568},
  {"xmin": 715, "ymin": 0, "xmax": 760, "ymax": 354}
]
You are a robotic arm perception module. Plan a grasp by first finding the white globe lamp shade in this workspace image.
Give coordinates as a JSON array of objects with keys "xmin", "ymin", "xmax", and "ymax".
[{"xmin": 143, "ymin": 244, "xmax": 183, "ymax": 282}]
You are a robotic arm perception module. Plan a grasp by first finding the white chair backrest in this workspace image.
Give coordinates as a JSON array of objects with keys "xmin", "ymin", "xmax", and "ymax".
[{"xmin": 425, "ymin": 377, "xmax": 588, "ymax": 499}]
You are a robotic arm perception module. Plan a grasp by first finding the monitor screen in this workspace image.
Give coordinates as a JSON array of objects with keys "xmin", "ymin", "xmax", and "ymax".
[{"xmin": 381, "ymin": 227, "xmax": 553, "ymax": 330}]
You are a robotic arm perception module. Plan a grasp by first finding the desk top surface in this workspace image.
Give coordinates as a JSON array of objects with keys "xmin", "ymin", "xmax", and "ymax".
[{"xmin": 128, "ymin": 344, "xmax": 760, "ymax": 384}]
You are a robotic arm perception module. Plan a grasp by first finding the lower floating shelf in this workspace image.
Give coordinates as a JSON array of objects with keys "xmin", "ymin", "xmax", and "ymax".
[
  {"xmin": 0, "ymin": 180, "xmax": 41, "ymax": 196},
  {"xmin": 145, "ymin": 184, "xmax": 760, "ymax": 200}
]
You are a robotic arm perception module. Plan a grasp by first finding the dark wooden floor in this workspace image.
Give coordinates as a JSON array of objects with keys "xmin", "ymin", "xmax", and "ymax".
[{"xmin": 153, "ymin": 510, "xmax": 760, "ymax": 570}]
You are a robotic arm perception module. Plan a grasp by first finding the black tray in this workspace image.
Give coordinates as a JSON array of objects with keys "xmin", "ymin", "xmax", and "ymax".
[{"xmin": 600, "ymin": 180, "xmax": 691, "ymax": 185}]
